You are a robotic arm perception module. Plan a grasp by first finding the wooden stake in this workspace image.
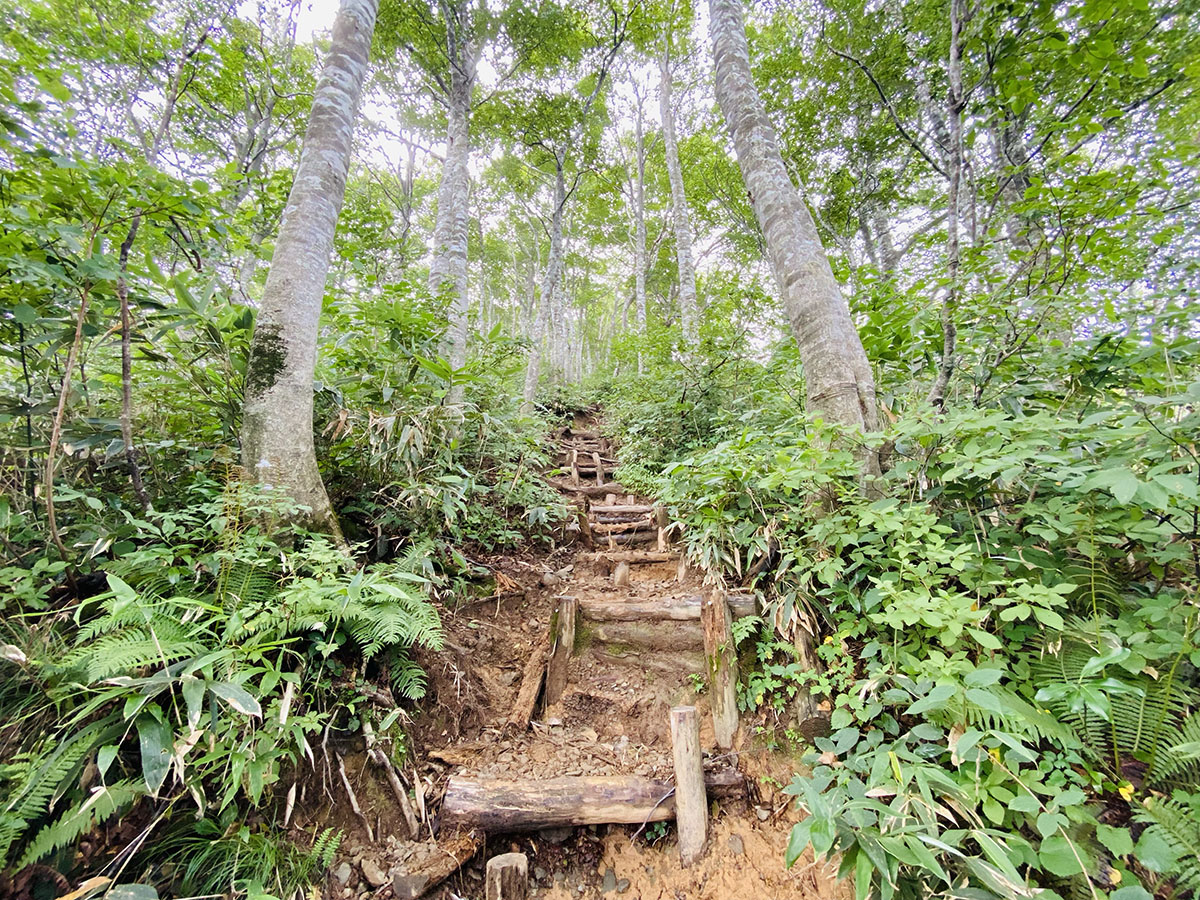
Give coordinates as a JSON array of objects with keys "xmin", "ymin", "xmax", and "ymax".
[
  {"xmin": 670, "ymin": 706, "xmax": 707, "ymax": 866},
  {"xmin": 485, "ymin": 853, "xmax": 528, "ymax": 900},
  {"xmin": 702, "ymin": 589, "xmax": 739, "ymax": 750},
  {"xmin": 612, "ymin": 561, "xmax": 631, "ymax": 587},
  {"xmin": 544, "ymin": 597, "xmax": 576, "ymax": 706},
  {"xmin": 592, "ymin": 451, "xmax": 604, "ymax": 486},
  {"xmin": 570, "ymin": 448, "xmax": 580, "ymax": 487}
]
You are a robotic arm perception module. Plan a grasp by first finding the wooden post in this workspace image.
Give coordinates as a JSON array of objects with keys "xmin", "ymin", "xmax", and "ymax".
[
  {"xmin": 576, "ymin": 504, "xmax": 593, "ymax": 547},
  {"xmin": 544, "ymin": 598, "xmax": 576, "ymax": 706},
  {"xmin": 485, "ymin": 853, "xmax": 528, "ymax": 900},
  {"xmin": 703, "ymin": 589, "xmax": 739, "ymax": 750},
  {"xmin": 613, "ymin": 561, "xmax": 631, "ymax": 588},
  {"xmin": 676, "ymin": 557, "xmax": 689, "ymax": 584},
  {"xmin": 670, "ymin": 706, "xmax": 706, "ymax": 866},
  {"xmin": 570, "ymin": 448, "xmax": 580, "ymax": 487},
  {"xmin": 592, "ymin": 451, "xmax": 604, "ymax": 486}
]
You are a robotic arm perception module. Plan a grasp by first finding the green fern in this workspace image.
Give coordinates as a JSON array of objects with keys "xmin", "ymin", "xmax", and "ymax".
[
  {"xmin": 1132, "ymin": 793, "xmax": 1200, "ymax": 893},
  {"xmin": 1032, "ymin": 635, "xmax": 1198, "ymax": 786},
  {"xmin": 15, "ymin": 780, "xmax": 140, "ymax": 869},
  {"xmin": 389, "ymin": 651, "xmax": 428, "ymax": 700}
]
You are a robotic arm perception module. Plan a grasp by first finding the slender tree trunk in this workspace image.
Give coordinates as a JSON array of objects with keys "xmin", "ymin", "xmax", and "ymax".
[
  {"xmin": 521, "ymin": 165, "xmax": 566, "ymax": 414},
  {"xmin": 928, "ymin": 0, "xmax": 964, "ymax": 410},
  {"xmin": 659, "ymin": 49, "xmax": 699, "ymax": 348},
  {"xmin": 241, "ymin": 0, "xmax": 379, "ymax": 537},
  {"xmin": 633, "ymin": 85, "xmax": 648, "ymax": 375},
  {"xmin": 709, "ymin": 0, "xmax": 878, "ymax": 436},
  {"xmin": 428, "ymin": 0, "xmax": 478, "ymax": 387}
]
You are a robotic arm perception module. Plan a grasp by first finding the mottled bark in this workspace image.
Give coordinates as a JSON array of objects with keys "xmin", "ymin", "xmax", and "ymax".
[
  {"xmin": 928, "ymin": 0, "xmax": 964, "ymax": 410},
  {"xmin": 241, "ymin": 0, "xmax": 379, "ymax": 536},
  {"xmin": 659, "ymin": 50, "xmax": 699, "ymax": 348},
  {"xmin": 428, "ymin": 0, "xmax": 478, "ymax": 382},
  {"xmin": 709, "ymin": 0, "xmax": 878, "ymax": 436},
  {"xmin": 633, "ymin": 85, "xmax": 648, "ymax": 374},
  {"xmin": 521, "ymin": 165, "xmax": 566, "ymax": 413}
]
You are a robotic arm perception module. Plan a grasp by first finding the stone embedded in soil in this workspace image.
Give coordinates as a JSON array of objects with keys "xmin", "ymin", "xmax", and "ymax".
[
  {"xmin": 755, "ymin": 807, "xmax": 770, "ymax": 821},
  {"xmin": 534, "ymin": 866, "xmax": 548, "ymax": 882},
  {"xmin": 333, "ymin": 862, "xmax": 353, "ymax": 886},
  {"xmin": 601, "ymin": 867, "xmax": 617, "ymax": 892},
  {"xmin": 360, "ymin": 858, "xmax": 389, "ymax": 888},
  {"xmin": 616, "ymin": 878, "xmax": 631, "ymax": 893},
  {"xmin": 393, "ymin": 873, "xmax": 432, "ymax": 900},
  {"xmin": 539, "ymin": 826, "xmax": 573, "ymax": 844},
  {"xmin": 728, "ymin": 833, "xmax": 745, "ymax": 856}
]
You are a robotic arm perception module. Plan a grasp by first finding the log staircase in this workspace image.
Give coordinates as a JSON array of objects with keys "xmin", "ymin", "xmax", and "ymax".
[{"xmin": 434, "ymin": 418, "xmax": 749, "ymax": 886}]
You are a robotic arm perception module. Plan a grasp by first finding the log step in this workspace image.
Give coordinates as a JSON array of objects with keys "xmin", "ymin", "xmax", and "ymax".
[
  {"xmin": 548, "ymin": 480, "xmax": 627, "ymax": 497},
  {"xmin": 579, "ymin": 594, "xmax": 757, "ymax": 623},
  {"xmin": 581, "ymin": 550, "xmax": 679, "ymax": 566},
  {"xmin": 442, "ymin": 770, "xmax": 745, "ymax": 831},
  {"xmin": 589, "ymin": 504, "xmax": 654, "ymax": 515}
]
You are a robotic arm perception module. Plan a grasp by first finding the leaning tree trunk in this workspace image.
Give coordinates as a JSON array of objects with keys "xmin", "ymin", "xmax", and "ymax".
[
  {"xmin": 659, "ymin": 49, "xmax": 699, "ymax": 348},
  {"xmin": 709, "ymin": 0, "xmax": 880, "ymax": 730},
  {"xmin": 521, "ymin": 165, "xmax": 567, "ymax": 414},
  {"xmin": 709, "ymin": 0, "xmax": 878, "ymax": 435},
  {"xmin": 428, "ymin": 0, "xmax": 478, "ymax": 387},
  {"xmin": 241, "ymin": 0, "xmax": 379, "ymax": 537}
]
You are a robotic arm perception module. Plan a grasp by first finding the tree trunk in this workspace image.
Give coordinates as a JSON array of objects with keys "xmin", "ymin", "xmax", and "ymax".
[
  {"xmin": 241, "ymin": 0, "xmax": 378, "ymax": 537},
  {"xmin": 633, "ymin": 84, "xmax": 648, "ymax": 374},
  {"xmin": 521, "ymin": 164, "xmax": 566, "ymax": 413},
  {"xmin": 928, "ymin": 0, "xmax": 964, "ymax": 410},
  {"xmin": 428, "ymin": 0, "xmax": 478, "ymax": 385},
  {"xmin": 709, "ymin": 0, "xmax": 878, "ymax": 437},
  {"xmin": 659, "ymin": 49, "xmax": 699, "ymax": 348}
]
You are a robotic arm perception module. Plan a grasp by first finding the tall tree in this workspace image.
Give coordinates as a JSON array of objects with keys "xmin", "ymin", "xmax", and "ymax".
[
  {"xmin": 632, "ymin": 78, "xmax": 649, "ymax": 374},
  {"xmin": 241, "ymin": 0, "xmax": 380, "ymax": 536},
  {"xmin": 659, "ymin": 44, "xmax": 699, "ymax": 348},
  {"xmin": 708, "ymin": 0, "xmax": 878, "ymax": 435},
  {"xmin": 423, "ymin": 0, "xmax": 481, "ymax": 381}
]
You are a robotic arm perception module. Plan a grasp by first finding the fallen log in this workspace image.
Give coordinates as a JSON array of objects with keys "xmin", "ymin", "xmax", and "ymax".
[
  {"xmin": 441, "ymin": 770, "xmax": 744, "ymax": 831},
  {"xmin": 579, "ymin": 594, "xmax": 756, "ymax": 623},
  {"xmin": 544, "ymin": 598, "xmax": 576, "ymax": 707},
  {"xmin": 392, "ymin": 829, "xmax": 485, "ymax": 900}
]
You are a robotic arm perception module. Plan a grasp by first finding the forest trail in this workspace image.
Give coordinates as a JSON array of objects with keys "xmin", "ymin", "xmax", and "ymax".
[{"xmin": 315, "ymin": 413, "xmax": 848, "ymax": 900}]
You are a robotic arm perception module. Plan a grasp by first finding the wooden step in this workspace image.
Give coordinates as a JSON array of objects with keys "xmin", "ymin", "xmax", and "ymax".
[
  {"xmin": 579, "ymin": 593, "xmax": 757, "ymax": 623},
  {"xmin": 589, "ymin": 504, "xmax": 654, "ymax": 515},
  {"xmin": 588, "ymin": 619, "xmax": 703, "ymax": 649},
  {"xmin": 590, "ymin": 520, "xmax": 653, "ymax": 535},
  {"xmin": 581, "ymin": 550, "xmax": 679, "ymax": 567},
  {"xmin": 548, "ymin": 479, "xmax": 627, "ymax": 497},
  {"xmin": 442, "ymin": 770, "xmax": 745, "ymax": 831}
]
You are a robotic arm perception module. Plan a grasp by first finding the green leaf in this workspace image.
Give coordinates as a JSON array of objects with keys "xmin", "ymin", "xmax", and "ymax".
[
  {"xmin": 208, "ymin": 681, "xmax": 262, "ymax": 717},
  {"xmin": 1134, "ymin": 828, "xmax": 1180, "ymax": 872},
  {"xmin": 108, "ymin": 885, "xmax": 159, "ymax": 900},
  {"xmin": 1110, "ymin": 886, "xmax": 1152, "ymax": 900},
  {"xmin": 1096, "ymin": 823, "xmax": 1133, "ymax": 857},
  {"xmin": 136, "ymin": 715, "xmax": 172, "ymax": 795},
  {"xmin": 1039, "ymin": 834, "xmax": 1087, "ymax": 876}
]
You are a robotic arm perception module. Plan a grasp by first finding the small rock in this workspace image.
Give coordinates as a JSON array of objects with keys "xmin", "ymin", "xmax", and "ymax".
[
  {"xmin": 616, "ymin": 878, "xmax": 631, "ymax": 893},
  {"xmin": 755, "ymin": 807, "xmax": 771, "ymax": 821},
  {"xmin": 534, "ymin": 866, "xmax": 548, "ymax": 882},
  {"xmin": 392, "ymin": 873, "xmax": 431, "ymax": 900},
  {"xmin": 333, "ymin": 862, "xmax": 353, "ymax": 886},
  {"xmin": 553, "ymin": 871, "xmax": 566, "ymax": 884},
  {"xmin": 541, "ymin": 573, "xmax": 561, "ymax": 588},
  {"xmin": 539, "ymin": 826, "xmax": 573, "ymax": 844},
  {"xmin": 728, "ymin": 833, "xmax": 745, "ymax": 856},
  {"xmin": 360, "ymin": 858, "xmax": 389, "ymax": 889},
  {"xmin": 601, "ymin": 867, "xmax": 617, "ymax": 893}
]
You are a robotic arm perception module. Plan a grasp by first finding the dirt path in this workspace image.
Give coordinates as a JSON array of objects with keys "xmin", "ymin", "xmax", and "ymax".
[{"xmin": 312, "ymin": 416, "xmax": 847, "ymax": 900}]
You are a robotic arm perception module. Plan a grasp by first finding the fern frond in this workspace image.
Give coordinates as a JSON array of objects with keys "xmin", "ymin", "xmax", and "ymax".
[
  {"xmin": 15, "ymin": 780, "xmax": 140, "ymax": 869},
  {"xmin": 1133, "ymin": 794, "xmax": 1200, "ymax": 892},
  {"xmin": 389, "ymin": 652, "xmax": 428, "ymax": 701}
]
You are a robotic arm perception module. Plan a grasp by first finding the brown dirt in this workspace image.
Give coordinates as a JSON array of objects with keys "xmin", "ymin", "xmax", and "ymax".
[{"xmin": 311, "ymin": 420, "xmax": 843, "ymax": 900}]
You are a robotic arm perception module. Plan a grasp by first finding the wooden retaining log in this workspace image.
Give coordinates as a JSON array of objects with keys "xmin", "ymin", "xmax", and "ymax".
[
  {"xmin": 579, "ymin": 594, "xmax": 756, "ymax": 623},
  {"xmin": 671, "ymin": 706, "xmax": 706, "ymax": 866},
  {"xmin": 588, "ymin": 620, "xmax": 704, "ymax": 650},
  {"xmin": 592, "ymin": 520, "xmax": 653, "ymax": 535},
  {"xmin": 392, "ymin": 829, "xmax": 485, "ymax": 900},
  {"xmin": 442, "ymin": 770, "xmax": 744, "ymax": 831},
  {"xmin": 603, "ymin": 531, "xmax": 657, "ymax": 546},
  {"xmin": 703, "ymin": 590, "xmax": 740, "ymax": 751},
  {"xmin": 547, "ymin": 479, "xmax": 627, "ymax": 497},
  {"xmin": 544, "ymin": 598, "xmax": 576, "ymax": 707},
  {"xmin": 507, "ymin": 624, "xmax": 553, "ymax": 730},
  {"xmin": 581, "ymin": 550, "xmax": 680, "ymax": 569}
]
